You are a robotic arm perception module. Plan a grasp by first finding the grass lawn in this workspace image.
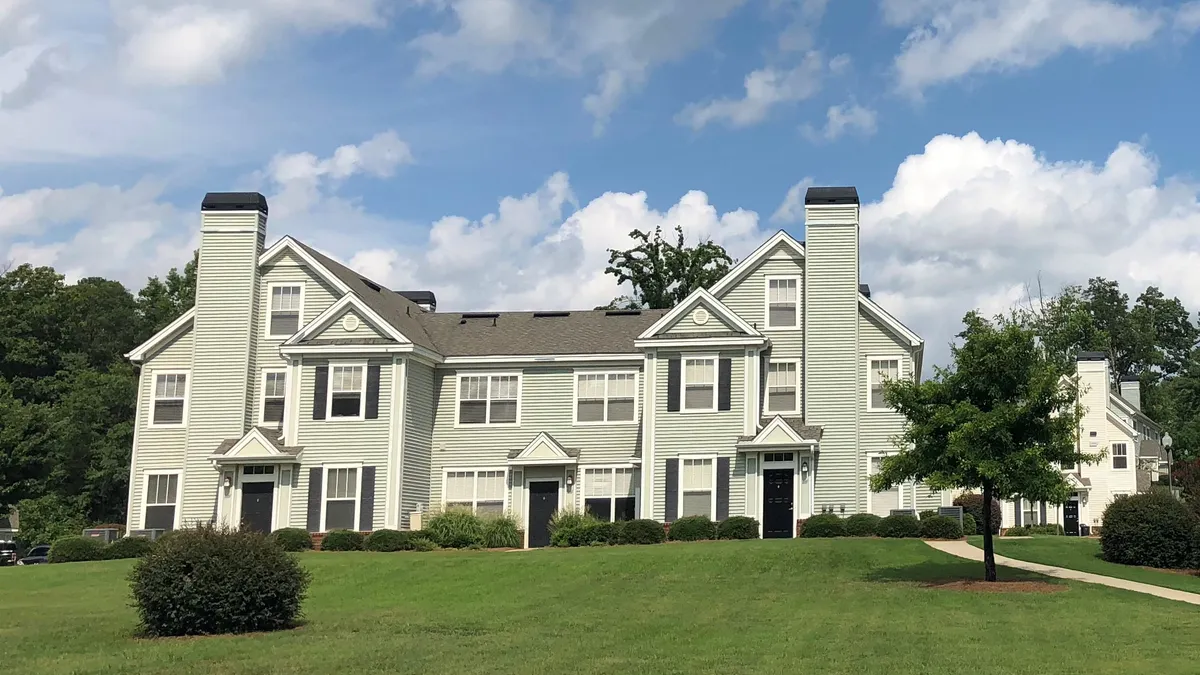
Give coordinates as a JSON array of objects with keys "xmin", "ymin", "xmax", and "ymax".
[
  {"xmin": 5, "ymin": 540, "xmax": 1200, "ymax": 675},
  {"xmin": 969, "ymin": 534, "xmax": 1200, "ymax": 594}
]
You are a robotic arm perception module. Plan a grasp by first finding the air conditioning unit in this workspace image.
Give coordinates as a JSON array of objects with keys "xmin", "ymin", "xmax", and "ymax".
[
  {"xmin": 82, "ymin": 528, "xmax": 122, "ymax": 544},
  {"xmin": 889, "ymin": 509, "xmax": 918, "ymax": 517},
  {"xmin": 937, "ymin": 506, "xmax": 965, "ymax": 528},
  {"xmin": 129, "ymin": 529, "xmax": 167, "ymax": 541}
]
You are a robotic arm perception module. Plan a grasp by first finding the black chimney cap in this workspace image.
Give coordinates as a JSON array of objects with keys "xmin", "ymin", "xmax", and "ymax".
[
  {"xmin": 859, "ymin": 283, "xmax": 871, "ymax": 298},
  {"xmin": 202, "ymin": 192, "xmax": 268, "ymax": 214},
  {"xmin": 804, "ymin": 186, "xmax": 859, "ymax": 205},
  {"xmin": 1076, "ymin": 351, "xmax": 1108, "ymax": 361},
  {"xmin": 399, "ymin": 290, "xmax": 436, "ymax": 305}
]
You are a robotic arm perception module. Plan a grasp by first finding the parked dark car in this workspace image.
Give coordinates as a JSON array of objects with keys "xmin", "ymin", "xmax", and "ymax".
[
  {"xmin": 0, "ymin": 541, "xmax": 18, "ymax": 566},
  {"xmin": 16, "ymin": 545, "xmax": 50, "ymax": 565}
]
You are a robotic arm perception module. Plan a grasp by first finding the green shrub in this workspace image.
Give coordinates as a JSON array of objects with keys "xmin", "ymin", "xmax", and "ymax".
[
  {"xmin": 717, "ymin": 516, "xmax": 760, "ymax": 540},
  {"xmin": 667, "ymin": 515, "xmax": 718, "ymax": 541},
  {"xmin": 1190, "ymin": 524, "xmax": 1200, "ymax": 569},
  {"xmin": 320, "ymin": 529, "xmax": 364, "ymax": 551},
  {"xmin": 481, "ymin": 515, "xmax": 522, "ymax": 549},
  {"xmin": 953, "ymin": 493, "xmax": 1002, "ymax": 534},
  {"xmin": 799, "ymin": 513, "xmax": 846, "ymax": 538},
  {"xmin": 844, "ymin": 513, "xmax": 882, "ymax": 537},
  {"xmin": 877, "ymin": 514, "xmax": 921, "ymax": 538},
  {"xmin": 364, "ymin": 529, "xmax": 410, "ymax": 552},
  {"xmin": 919, "ymin": 510, "xmax": 938, "ymax": 521},
  {"xmin": 1101, "ymin": 491, "xmax": 1197, "ymax": 568},
  {"xmin": 14, "ymin": 495, "xmax": 88, "ymax": 548},
  {"xmin": 104, "ymin": 536, "xmax": 154, "ymax": 560},
  {"xmin": 961, "ymin": 513, "xmax": 977, "ymax": 537},
  {"xmin": 551, "ymin": 521, "xmax": 623, "ymax": 547},
  {"xmin": 268, "ymin": 528, "xmax": 313, "ymax": 552},
  {"xmin": 129, "ymin": 524, "xmax": 310, "ymax": 637},
  {"xmin": 410, "ymin": 536, "xmax": 437, "ymax": 552},
  {"xmin": 616, "ymin": 519, "xmax": 666, "ymax": 545},
  {"xmin": 1029, "ymin": 524, "xmax": 1065, "ymax": 536},
  {"xmin": 549, "ymin": 509, "xmax": 597, "ymax": 534},
  {"xmin": 920, "ymin": 515, "xmax": 963, "ymax": 540},
  {"xmin": 47, "ymin": 536, "xmax": 106, "ymax": 563},
  {"xmin": 426, "ymin": 510, "xmax": 485, "ymax": 549},
  {"xmin": 1004, "ymin": 526, "xmax": 1031, "ymax": 536}
]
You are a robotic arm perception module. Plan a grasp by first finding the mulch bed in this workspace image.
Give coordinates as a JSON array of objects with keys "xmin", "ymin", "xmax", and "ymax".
[{"xmin": 922, "ymin": 580, "xmax": 1068, "ymax": 594}]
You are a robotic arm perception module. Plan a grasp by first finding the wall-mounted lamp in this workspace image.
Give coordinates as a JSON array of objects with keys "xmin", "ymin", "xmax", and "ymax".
[
  {"xmin": 223, "ymin": 475, "xmax": 233, "ymax": 490},
  {"xmin": 566, "ymin": 472, "xmax": 575, "ymax": 487},
  {"xmin": 800, "ymin": 460, "xmax": 809, "ymax": 474}
]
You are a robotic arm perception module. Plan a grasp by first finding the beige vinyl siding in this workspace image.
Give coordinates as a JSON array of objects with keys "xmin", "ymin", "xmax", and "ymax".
[
  {"xmin": 128, "ymin": 327, "xmax": 194, "ymax": 530},
  {"xmin": 290, "ymin": 357, "xmax": 393, "ymax": 530},
  {"xmin": 401, "ymin": 360, "xmax": 436, "ymax": 528},
  {"xmin": 651, "ymin": 350, "xmax": 744, "ymax": 520},
  {"xmin": 860, "ymin": 310, "xmax": 917, "ymax": 512},
  {"xmin": 428, "ymin": 365, "xmax": 645, "ymax": 511},
  {"xmin": 313, "ymin": 308, "xmax": 389, "ymax": 341},
  {"xmin": 662, "ymin": 301, "xmax": 738, "ymax": 335}
]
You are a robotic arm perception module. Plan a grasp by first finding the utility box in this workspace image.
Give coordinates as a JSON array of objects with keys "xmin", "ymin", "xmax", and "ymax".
[
  {"xmin": 889, "ymin": 509, "xmax": 918, "ymax": 517},
  {"xmin": 82, "ymin": 528, "xmax": 122, "ymax": 544},
  {"xmin": 129, "ymin": 529, "xmax": 167, "ymax": 541},
  {"xmin": 937, "ymin": 506, "xmax": 965, "ymax": 528}
]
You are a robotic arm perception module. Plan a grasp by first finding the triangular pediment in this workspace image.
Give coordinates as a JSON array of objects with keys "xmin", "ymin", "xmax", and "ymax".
[
  {"xmin": 210, "ymin": 428, "xmax": 301, "ymax": 463},
  {"xmin": 1065, "ymin": 473, "xmax": 1090, "ymax": 490},
  {"xmin": 637, "ymin": 288, "xmax": 760, "ymax": 340},
  {"xmin": 507, "ymin": 432, "xmax": 578, "ymax": 465},
  {"xmin": 286, "ymin": 293, "xmax": 409, "ymax": 346},
  {"xmin": 749, "ymin": 416, "xmax": 805, "ymax": 445},
  {"xmin": 312, "ymin": 307, "xmax": 389, "ymax": 341},
  {"xmin": 661, "ymin": 297, "xmax": 741, "ymax": 336}
]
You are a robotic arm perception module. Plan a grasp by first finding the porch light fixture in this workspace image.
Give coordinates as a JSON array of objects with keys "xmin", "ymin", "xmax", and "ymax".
[
  {"xmin": 800, "ymin": 460, "xmax": 809, "ymax": 474},
  {"xmin": 566, "ymin": 472, "xmax": 575, "ymax": 487},
  {"xmin": 223, "ymin": 475, "xmax": 233, "ymax": 489}
]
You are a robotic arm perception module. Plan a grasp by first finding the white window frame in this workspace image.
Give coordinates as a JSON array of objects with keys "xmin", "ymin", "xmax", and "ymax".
[
  {"xmin": 148, "ymin": 370, "xmax": 191, "ymax": 428},
  {"xmin": 1112, "ymin": 442, "xmax": 1128, "ymax": 470},
  {"xmin": 441, "ymin": 467, "xmax": 510, "ymax": 514},
  {"xmin": 321, "ymin": 464, "xmax": 363, "ymax": 532},
  {"xmin": 266, "ymin": 282, "xmax": 306, "ymax": 339},
  {"xmin": 454, "ymin": 373, "xmax": 522, "ymax": 427},
  {"xmin": 141, "ymin": 470, "xmax": 182, "ymax": 530},
  {"xmin": 580, "ymin": 465, "xmax": 640, "ymax": 521},
  {"xmin": 326, "ymin": 361, "xmax": 367, "ymax": 422},
  {"xmin": 259, "ymin": 368, "xmax": 288, "ymax": 426},
  {"xmin": 678, "ymin": 454, "xmax": 718, "ymax": 519},
  {"xmin": 866, "ymin": 451, "xmax": 906, "ymax": 516},
  {"xmin": 572, "ymin": 370, "xmax": 639, "ymax": 426},
  {"xmin": 763, "ymin": 275, "xmax": 801, "ymax": 330},
  {"xmin": 681, "ymin": 354, "xmax": 718, "ymax": 413},
  {"xmin": 866, "ymin": 356, "xmax": 903, "ymax": 412},
  {"xmin": 764, "ymin": 359, "xmax": 800, "ymax": 414}
]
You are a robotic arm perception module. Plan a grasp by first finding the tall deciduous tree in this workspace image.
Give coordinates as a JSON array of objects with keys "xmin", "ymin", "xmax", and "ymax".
[
  {"xmin": 603, "ymin": 226, "xmax": 733, "ymax": 310},
  {"xmin": 871, "ymin": 312, "xmax": 1091, "ymax": 581},
  {"xmin": 137, "ymin": 250, "xmax": 198, "ymax": 336}
]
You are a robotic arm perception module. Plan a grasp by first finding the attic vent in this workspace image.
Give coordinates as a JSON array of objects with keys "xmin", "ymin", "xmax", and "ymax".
[
  {"xmin": 532, "ymin": 311, "xmax": 570, "ymax": 318},
  {"xmin": 361, "ymin": 278, "xmax": 382, "ymax": 292},
  {"xmin": 460, "ymin": 312, "xmax": 500, "ymax": 326},
  {"xmin": 605, "ymin": 310, "xmax": 642, "ymax": 316}
]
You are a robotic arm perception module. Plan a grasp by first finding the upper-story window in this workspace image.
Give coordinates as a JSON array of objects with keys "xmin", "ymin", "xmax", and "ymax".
[
  {"xmin": 766, "ymin": 362, "xmax": 798, "ymax": 413},
  {"xmin": 1112, "ymin": 443, "xmax": 1128, "ymax": 469},
  {"xmin": 683, "ymin": 358, "xmax": 717, "ymax": 411},
  {"xmin": 458, "ymin": 374, "xmax": 520, "ymax": 425},
  {"xmin": 766, "ymin": 278, "xmax": 798, "ymax": 328},
  {"xmin": 269, "ymin": 284, "xmax": 303, "ymax": 337},
  {"xmin": 329, "ymin": 365, "xmax": 365, "ymax": 419},
  {"xmin": 576, "ymin": 372, "xmax": 637, "ymax": 424},
  {"xmin": 868, "ymin": 358, "xmax": 900, "ymax": 410},
  {"xmin": 152, "ymin": 372, "xmax": 188, "ymax": 426},
  {"xmin": 261, "ymin": 371, "xmax": 287, "ymax": 424}
]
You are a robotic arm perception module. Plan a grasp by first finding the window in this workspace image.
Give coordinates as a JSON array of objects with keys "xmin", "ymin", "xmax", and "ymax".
[
  {"xmin": 763, "ymin": 452, "xmax": 794, "ymax": 463},
  {"xmin": 766, "ymin": 278, "xmax": 798, "ymax": 328},
  {"xmin": 143, "ymin": 473, "xmax": 178, "ymax": 530},
  {"xmin": 683, "ymin": 358, "xmax": 716, "ymax": 411},
  {"xmin": 869, "ymin": 359, "xmax": 900, "ymax": 410},
  {"xmin": 152, "ymin": 373, "xmax": 188, "ymax": 425},
  {"xmin": 1061, "ymin": 458, "xmax": 1076, "ymax": 472},
  {"xmin": 680, "ymin": 457, "xmax": 715, "ymax": 518},
  {"xmin": 458, "ymin": 374, "xmax": 519, "ymax": 425},
  {"xmin": 323, "ymin": 467, "xmax": 359, "ymax": 530},
  {"xmin": 269, "ymin": 284, "xmax": 303, "ymax": 337},
  {"xmin": 1022, "ymin": 499, "xmax": 1038, "ymax": 525},
  {"xmin": 1112, "ymin": 443, "xmax": 1128, "ymax": 469},
  {"xmin": 766, "ymin": 362, "xmax": 797, "ymax": 412},
  {"xmin": 444, "ymin": 470, "xmax": 506, "ymax": 516},
  {"xmin": 261, "ymin": 371, "xmax": 286, "ymax": 424},
  {"xmin": 576, "ymin": 372, "xmax": 637, "ymax": 423},
  {"xmin": 869, "ymin": 456, "xmax": 900, "ymax": 517},
  {"xmin": 329, "ymin": 365, "xmax": 364, "ymax": 419},
  {"xmin": 243, "ymin": 465, "xmax": 274, "ymax": 475},
  {"xmin": 583, "ymin": 467, "xmax": 637, "ymax": 522}
]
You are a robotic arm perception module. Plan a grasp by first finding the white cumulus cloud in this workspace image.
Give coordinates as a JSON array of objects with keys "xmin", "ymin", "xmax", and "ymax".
[
  {"xmin": 677, "ymin": 51, "xmax": 826, "ymax": 130},
  {"xmin": 802, "ymin": 102, "xmax": 877, "ymax": 142}
]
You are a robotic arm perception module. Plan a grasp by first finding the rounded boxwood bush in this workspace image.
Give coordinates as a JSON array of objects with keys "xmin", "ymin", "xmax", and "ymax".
[
  {"xmin": 961, "ymin": 513, "xmax": 976, "ymax": 537},
  {"xmin": 364, "ymin": 529, "xmax": 410, "ymax": 552},
  {"xmin": 481, "ymin": 515, "xmax": 522, "ymax": 549},
  {"xmin": 717, "ymin": 516, "xmax": 760, "ymax": 540},
  {"xmin": 1101, "ymin": 491, "xmax": 1197, "ymax": 568},
  {"xmin": 667, "ymin": 515, "xmax": 718, "ymax": 541},
  {"xmin": 953, "ymin": 493, "xmax": 1002, "ymax": 534},
  {"xmin": 844, "ymin": 513, "xmax": 882, "ymax": 537},
  {"xmin": 919, "ymin": 510, "xmax": 938, "ymax": 521},
  {"xmin": 269, "ymin": 528, "xmax": 313, "ymax": 552},
  {"xmin": 48, "ymin": 536, "xmax": 106, "ymax": 563},
  {"xmin": 426, "ymin": 510, "xmax": 484, "ymax": 549},
  {"xmin": 130, "ymin": 524, "xmax": 310, "ymax": 637},
  {"xmin": 321, "ymin": 529, "xmax": 364, "ymax": 551},
  {"xmin": 617, "ymin": 519, "xmax": 666, "ymax": 545},
  {"xmin": 877, "ymin": 513, "xmax": 921, "ymax": 538},
  {"xmin": 799, "ymin": 513, "xmax": 846, "ymax": 538},
  {"xmin": 104, "ymin": 536, "xmax": 154, "ymax": 560},
  {"xmin": 920, "ymin": 515, "xmax": 963, "ymax": 540},
  {"xmin": 552, "ymin": 521, "xmax": 622, "ymax": 547},
  {"xmin": 1004, "ymin": 525, "xmax": 1031, "ymax": 537}
]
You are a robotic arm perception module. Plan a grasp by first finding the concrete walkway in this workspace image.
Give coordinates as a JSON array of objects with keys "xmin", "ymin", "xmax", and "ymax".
[{"xmin": 925, "ymin": 539, "xmax": 1200, "ymax": 606}]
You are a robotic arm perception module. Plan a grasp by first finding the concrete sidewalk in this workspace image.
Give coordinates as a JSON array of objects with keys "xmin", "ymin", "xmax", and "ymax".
[{"xmin": 925, "ymin": 539, "xmax": 1200, "ymax": 606}]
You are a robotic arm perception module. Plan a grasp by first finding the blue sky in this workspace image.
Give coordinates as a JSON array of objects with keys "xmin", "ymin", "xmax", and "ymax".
[{"xmin": 2, "ymin": 0, "xmax": 1199, "ymax": 367}]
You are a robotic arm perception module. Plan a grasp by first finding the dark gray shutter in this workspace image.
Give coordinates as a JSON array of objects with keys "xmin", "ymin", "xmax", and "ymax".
[
  {"xmin": 1013, "ymin": 500, "xmax": 1022, "ymax": 527},
  {"xmin": 365, "ymin": 365, "xmax": 381, "ymax": 419},
  {"xmin": 666, "ymin": 359, "xmax": 681, "ymax": 412},
  {"xmin": 716, "ymin": 457, "xmax": 730, "ymax": 520},
  {"xmin": 718, "ymin": 358, "xmax": 732, "ymax": 411},
  {"xmin": 306, "ymin": 467, "xmax": 323, "ymax": 532},
  {"xmin": 312, "ymin": 365, "xmax": 328, "ymax": 420},
  {"xmin": 359, "ymin": 466, "xmax": 376, "ymax": 531},
  {"xmin": 1039, "ymin": 501, "xmax": 1047, "ymax": 526},
  {"xmin": 665, "ymin": 458, "xmax": 679, "ymax": 522}
]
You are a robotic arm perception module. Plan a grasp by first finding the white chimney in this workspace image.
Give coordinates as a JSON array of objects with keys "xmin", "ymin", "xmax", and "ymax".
[{"xmin": 1119, "ymin": 377, "xmax": 1140, "ymax": 410}]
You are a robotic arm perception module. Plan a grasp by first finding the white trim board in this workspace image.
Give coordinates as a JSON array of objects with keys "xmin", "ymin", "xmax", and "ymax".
[
  {"xmin": 708, "ymin": 230, "xmax": 806, "ymax": 297},
  {"xmin": 125, "ymin": 308, "xmax": 196, "ymax": 362},
  {"xmin": 259, "ymin": 236, "xmax": 353, "ymax": 295}
]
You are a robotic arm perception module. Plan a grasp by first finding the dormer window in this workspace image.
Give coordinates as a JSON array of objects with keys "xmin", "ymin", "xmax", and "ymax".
[{"xmin": 269, "ymin": 284, "xmax": 304, "ymax": 337}]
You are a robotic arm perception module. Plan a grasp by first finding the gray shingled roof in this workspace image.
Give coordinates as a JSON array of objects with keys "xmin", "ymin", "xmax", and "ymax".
[
  {"xmin": 419, "ymin": 309, "xmax": 669, "ymax": 357},
  {"xmin": 738, "ymin": 416, "xmax": 823, "ymax": 441},
  {"xmin": 212, "ymin": 427, "xmax": 302, "ymax": 456}
]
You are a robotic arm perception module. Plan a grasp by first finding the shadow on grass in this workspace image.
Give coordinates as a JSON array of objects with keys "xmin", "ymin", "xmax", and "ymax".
[{"xmin": 862, "ymin": 561, "xmax": 1060, "ymax": 586}]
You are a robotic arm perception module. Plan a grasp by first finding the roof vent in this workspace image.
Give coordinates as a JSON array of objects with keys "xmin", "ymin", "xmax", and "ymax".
[
  {"xmin": 360, "ymin": 278, "xmax": 382, "ymax": 292},
  {"xmin": 605, "ymin": 310, "xmax": 642, "ymax": 316},
  {"xmin": 859, "ymin": 283, "xmax": 871, "ymax": 298},
  {"xmin": 533, "ymin": 311, "xmax": 571, "ymax": 318},
  {"xmin": 460, "ymin": 312, "xmax": 500, "ymax": 326},
  {"xmin": 398, "ymin": 290, "xmax": 437, "ymax": 312}
]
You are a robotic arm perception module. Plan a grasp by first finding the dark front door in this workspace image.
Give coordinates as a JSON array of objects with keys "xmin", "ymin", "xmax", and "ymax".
[
  {"xmin": 762, "ymin": 469, "xmax": 794, "ymax": 539},
  {"xmin": 241, "ymin": 481, "xmax": 275, "ymax": 534},
  {"xmin": 527, "ymin": 481, "xmax": 559, "ymax": 548},
  {"xmin": 1063, "ymin": 497, "xmax": 1080, "ymax": 536}
]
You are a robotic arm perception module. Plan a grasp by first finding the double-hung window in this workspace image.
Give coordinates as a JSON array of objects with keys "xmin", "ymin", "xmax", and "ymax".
[
  {"xmin": 1112, "ymin": 443, "xmax": 1128, "ymax": 469},
  {"xmin": 143, "ymin": 473, "xmax": 179, "ymax": 530},
  {"xmin": 261, "ymin": 371, "xmax": 287, "ymax": 424},
  {"xmin": 766, "ymin": 278, "xmax": 798, "ymax": 328},
  {"xmin": 444, "ymin": 470, "xmax": 506, "ymax": 516},
  {"xmin": 269, "ymin": 284, "xmax": 303, "ymax": 337},
  {"xmin": 683, "ymin": 358, "xmax": 716, "ymax": 411},
  {"xmin": 458, "ymin": 375, "xmax": 519, "ymax": 425},
  {"xmin": 323, "ymin": 467, "xmax": 359, "ymax": 530},
  {"xmin": 152, "ymin": 372, "xmax": 188, "ymax": 425},
  {"xmin": 869, "ymin": 359, "xmax": 900, "ymax": 410},
  {"xmin": 1022, "ymin": 499, "xmax": 1038, "ymax": 525},
  {"xmin": 576, "ymin": 372, "xmax": 637, "ymax": 423},
  {"xmin": 329, "ymin": 365, "xmax": 364, "ymax": 419},
  {"xmin": 680, "ymin": 458, "xmax": 715, "ymax": 518},
  {"xmin": 766, "ymin": 362, "xmax": 797, "ymax": 413},
  {"xmin": 583, "ymin": 467, "xmax": 637, "ymax": 521}
]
